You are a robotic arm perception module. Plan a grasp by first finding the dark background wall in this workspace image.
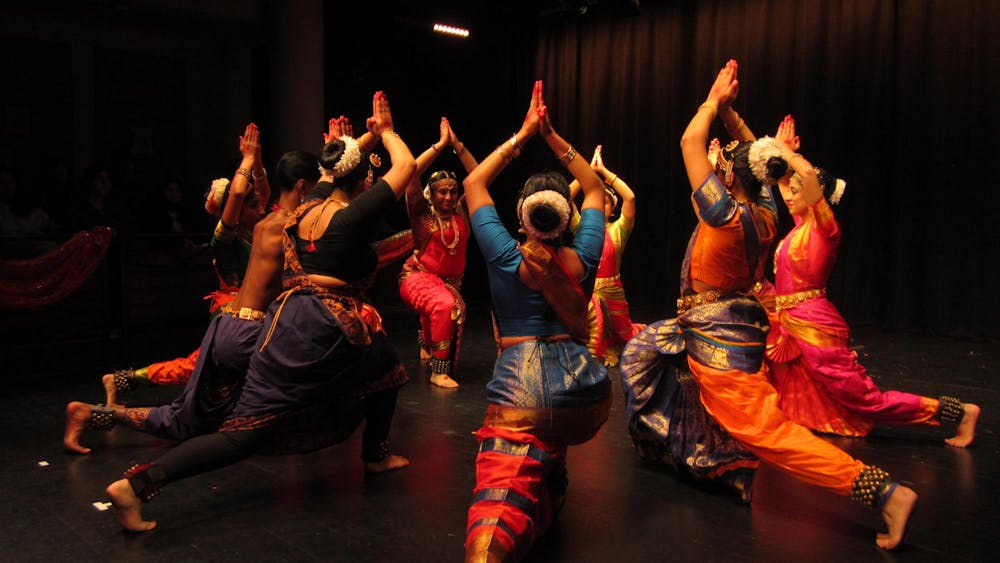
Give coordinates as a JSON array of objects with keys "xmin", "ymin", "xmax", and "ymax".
[{"xmin": 1, "ymin": 0, "xmax": 996, "ymax": 378}]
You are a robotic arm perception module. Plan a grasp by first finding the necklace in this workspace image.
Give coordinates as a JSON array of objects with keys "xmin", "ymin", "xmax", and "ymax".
[{"xmin": 433, "ymin": 209, "xmax": 460, "ymax": 255}]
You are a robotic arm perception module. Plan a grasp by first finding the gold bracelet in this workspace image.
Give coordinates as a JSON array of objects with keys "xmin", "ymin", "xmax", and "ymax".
[
  {"xmin": 236, "ymin": 168, "xmax": 254, "ymax": 184},
  {"xmin": 507, "ymin": 135, "xmax": 519, "ymax": 150},
  {"xmin": 429, "ymin": 144, "xmax": 439, "ymax": 153},
  {"xmin": 698, "ymin": 101, "xmax": 718, "ymax": 115},
  {"xmin": 494, "ymin": 144, "xmax": 513, "ymax": 164},
  {"xmin": 558, "ymin": 146, "xmax": 577, "ymax": 164},
  {"xmin": 453, "ymin": 143, "xmax": 465, "ymax": 156},
  {"xmin": 382, "ymin": 131, "xmax": 401, "ymax": 141},
  {"xmin": 607, "ymin": 173, "xmax": 618, "ymax": 185}
]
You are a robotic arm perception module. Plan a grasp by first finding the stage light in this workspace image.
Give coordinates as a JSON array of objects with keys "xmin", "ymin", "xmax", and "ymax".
[{"xmin": 433, "ymin": 23, "xmax": 470, "ymax": 38}]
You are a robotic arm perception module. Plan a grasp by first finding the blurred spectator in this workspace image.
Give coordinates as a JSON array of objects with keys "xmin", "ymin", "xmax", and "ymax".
[{"xmin": 0, "ymin": 167, "xmax": 58, "ymax": 235}]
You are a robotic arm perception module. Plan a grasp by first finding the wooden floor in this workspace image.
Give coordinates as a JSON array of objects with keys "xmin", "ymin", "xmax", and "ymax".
[{"xmin": 4, "ymin": 303, "xmax": 997, "ymax": 562}]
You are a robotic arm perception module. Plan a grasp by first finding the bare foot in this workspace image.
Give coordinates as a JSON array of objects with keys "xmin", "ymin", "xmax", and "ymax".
[
  {"xmin": 430, "ymin": 373, "xmax": 459, "ymax": 389},
  {"xmin": 365, "ymin": 454, "xmax": 410, "ymax": 474},
  {"xmin": 876, "ymin": 484, "xmax": 917, "ymax": 550},
  {"xmin": 106, "ymin": 479, "xmax": 156, "ymax": 532},
  {"xmin": 64, "ymin": 402, "xmax": 93, "ymax": 454},
  {"xmin": 102, "ymin": 373, "xmax": 119, "ymax": 405},
  {"xmin": 945, "ymin": 403, "xmax": 980, "ymax": 448}
]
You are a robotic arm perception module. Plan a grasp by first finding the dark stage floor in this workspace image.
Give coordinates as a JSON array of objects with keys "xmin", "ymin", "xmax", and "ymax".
[{"xmin": 3, "ymin": 303, "xmax": 998, "ymax": 562}]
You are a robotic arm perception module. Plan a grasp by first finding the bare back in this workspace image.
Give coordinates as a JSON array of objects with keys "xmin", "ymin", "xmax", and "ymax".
[{"xmin": 231, "ymin": 209, "xmax": 290, "ymax": 312}]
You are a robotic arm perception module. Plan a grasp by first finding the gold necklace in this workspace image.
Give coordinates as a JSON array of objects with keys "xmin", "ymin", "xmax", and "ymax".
[{"xmin": 433, "ymin": 209, "xmax": 460, "ymax": 255}]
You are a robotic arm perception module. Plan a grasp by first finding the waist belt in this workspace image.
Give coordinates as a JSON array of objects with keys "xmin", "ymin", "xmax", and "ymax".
[
  {"xmin": 220, "ymin": 302, "xmax": 267, "ymax": 322},
  {"xmin": 775, "ymin": 288, "xmax": 825, "ymax": 311},
  {"xmin": 677, "ymin": 281, "xmax": 764, "ymax": 315}
]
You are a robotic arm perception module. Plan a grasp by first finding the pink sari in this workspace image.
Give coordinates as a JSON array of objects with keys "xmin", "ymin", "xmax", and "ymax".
[{"xmin": 767, "ymin": 200, "xmax": 938, "ymax": 436}]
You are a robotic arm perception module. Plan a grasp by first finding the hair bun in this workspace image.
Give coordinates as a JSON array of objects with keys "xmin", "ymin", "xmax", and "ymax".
[{"xmin": 765, "ymin": 156, "xmax": 788, "ymax": 182}]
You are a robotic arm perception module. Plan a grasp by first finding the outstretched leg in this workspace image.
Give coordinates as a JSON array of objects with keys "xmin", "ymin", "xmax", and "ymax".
[
  {"xmin": 106, "ymin": 478, "xmax": 156, "ymax": 532},
  {"xmin": 877, "ymin": 484, "xmax": 918, "ymax": 550},
  {"xmin": 945, "ymin": 403, "xmax": 980, "ymax": 448}
]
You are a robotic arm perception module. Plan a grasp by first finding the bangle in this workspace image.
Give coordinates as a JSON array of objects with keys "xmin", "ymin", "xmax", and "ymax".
[
  {"xmin": 507, "ymin": 135, "xmax": 519, "ymax": 150},
  {"xmin": 558, "ymin": 146, "xmax": 577, "ymax": 165},
  {"xmin": 236, "ymin": 168, "xmax": 254, "ymax": 184},
  {"xmin": 698, "ymin": 101, "xmax": 718, "ymax": 115},
  {"xmin": 606, "ymin": 173, "xmax": 618, "ymax": 185},
  {"xmin": 429, "ymin": 144, "xmax": 440, "ymax": 153},
  {"xmin": 453, "ymin": 143, "xmax": 465, "ymax": 156},
  {"xmin": 725, "ymin": 117, "xmax": 745, "ymax": 133},
  {"xmin": 382, "ymin": 131, "xmax": 401, "ymax": 141}
]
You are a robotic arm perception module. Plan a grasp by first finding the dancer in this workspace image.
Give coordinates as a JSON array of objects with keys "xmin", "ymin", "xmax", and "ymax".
[
  {"xmin": 101, "ymin": 123, "xmax": 271, "ymax": 404},
  {"xmin": 568, "ymin": 145, "xmax": 643, "ymax": 366},
  {"xmin": 104, "ymin": 92, "xmax": 415, "ymax": 532},
  {"xmin": 399, "ymin": 117, "xmax": 478, "ymax": 388},
  {"xmin": 63, "ymin": 150, "xmax": 317, "ymax": 453},
  {"xmin": 463, "ymin": 80, "xmax": 611, "ymax": 562},
  {"xmin": 761, "ymin": 116, "xmax": 979, "ymax": 445},
  {"xmin": 622, "ymin": 60, "xmax": 916, "ymax": 550}
]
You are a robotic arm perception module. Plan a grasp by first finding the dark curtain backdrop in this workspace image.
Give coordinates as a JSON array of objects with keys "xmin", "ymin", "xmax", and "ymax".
[
  {"xmin": 333, "ymin": 0, "xmax": 998, "ymax": 336},
  {"xmin": 523, "ymin": 0, "xmax": 999, "ymax": 336}
]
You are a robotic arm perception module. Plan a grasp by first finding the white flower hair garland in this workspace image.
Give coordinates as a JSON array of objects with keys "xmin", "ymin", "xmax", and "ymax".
[
  {"xmin": 748, "ymin": 136, "xmax": 786, "ymax": 185},
  {"xmin": 519, "ymin": 190, "xmax": 571, "ymax": 240},
  {"xmin": 205, "ymin": 177, "xmax": 230, "ymax": 216},
  {"xmin": 320, "ymin": 135, "xmax": 362, "ymax": 178},
  {"xmin": 829, "ymin": 178, "xmax": 847, "ymax": 205}
]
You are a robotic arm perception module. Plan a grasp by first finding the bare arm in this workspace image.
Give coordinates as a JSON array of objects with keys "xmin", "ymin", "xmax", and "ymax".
[
  {"xmin": 592, "ymin": 145, "xmax": 635, "ymax": 228},
  {"xmin": 775, "ymin": 115, "xmax": 821, "ymax": 205},
  {"xmin": 447, "ymin": 120, "xmax": 479, "ymax": 173},
  {"xmin": 681, "ymin": 60, "xmax": 739, "ymax": 191},
  {"xmin": 719, "ymin": 106, "xmax": 757, "ymax": 142},
  {"xmin": 220, "ymin": 123, "xmax": 258, "ymax": 227},
  {"xmin": 368, "ymin": 92, "xmax": 416, "ymax": 199},
  {"xmin": 463, "ymin": 81, "xmax": 542, "ymax": 218},
  {"xmin": 415, "ymin": 117, "xmax": 451, "ymax": 177}
]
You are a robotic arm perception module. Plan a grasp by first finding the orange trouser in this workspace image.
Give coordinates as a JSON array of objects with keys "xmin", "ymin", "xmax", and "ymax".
[{"xmin": 688, "ymin": 357, "xmax": 864, "ymax": 496}]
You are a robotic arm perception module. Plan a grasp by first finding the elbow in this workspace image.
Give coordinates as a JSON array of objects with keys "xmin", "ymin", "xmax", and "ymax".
[{"xmin": 680, "ymin": 133, "xmax": 700, "ymax": 151}]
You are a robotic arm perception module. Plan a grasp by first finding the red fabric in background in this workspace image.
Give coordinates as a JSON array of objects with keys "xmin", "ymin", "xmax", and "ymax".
[{"xmin": 0, "ymin": 227, "xmax": 113, "ymax": 309}]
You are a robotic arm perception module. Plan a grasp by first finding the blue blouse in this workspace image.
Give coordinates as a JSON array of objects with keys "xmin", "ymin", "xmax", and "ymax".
[{"xmin": 471, "ymin": 205, "xmax": 604, "ymax": 337}]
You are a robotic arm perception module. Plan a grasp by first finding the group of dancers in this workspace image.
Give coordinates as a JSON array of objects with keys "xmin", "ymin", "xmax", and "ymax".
[{"xmin": 62, "ymin": 60, "xmax": 979, "ymax": 559}]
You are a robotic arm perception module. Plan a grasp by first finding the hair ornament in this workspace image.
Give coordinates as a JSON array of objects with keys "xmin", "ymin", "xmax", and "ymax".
[
  {"xmin": 518, "ymin": 189, "xmax": 571, "ymax": 240},
  {"xmin": 748, "ymin": 136, "xmax": 786, "ymax": 185},
  {"xmin": 829, "ymin": 178, "xmax": 847, "ymax": 205},
  {"xmin": 320, "ymin": 135, "xmax": 362, "ymax": 178},
  {"xmin": 205, "ymin": 177, "xmax": 230, "ymax": 216}
]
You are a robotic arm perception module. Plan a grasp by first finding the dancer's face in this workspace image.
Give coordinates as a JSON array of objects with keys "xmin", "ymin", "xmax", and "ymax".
[
  {"xmin": 783, "ymin": 174, "xmax": 809, "ymax": 216},
  {"xmin": 240, "ymin": 191, "xmax": 263, "ymax": 227},
  {"xmin": 431, "ymin": 180, "xmax": 458, "ymax": 214}
]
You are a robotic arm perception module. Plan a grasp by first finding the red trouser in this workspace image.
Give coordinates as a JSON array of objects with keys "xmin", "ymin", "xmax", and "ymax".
[
  {"xmin": 465, "ymin": 425, "xmax": 566, "ymax": 562},
  {"xmin": 399, "ymin": 271, "xmax": 460, "ymax": 360}
]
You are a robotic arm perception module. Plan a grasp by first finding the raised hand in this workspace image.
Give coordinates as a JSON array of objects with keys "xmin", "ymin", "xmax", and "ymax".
[
  {"xmin": 707, "ymin": 59, "xmax": 740, "ymax": 108},
  {"xmin": 239, "ymin": 123, "xmax": 259, "ymax": 159},
  {"xmin": 439, "ymin": 117, "xmax": 450, "ymax": 146},
  {"xmin": 446, "ymin": 119, "xmax": 460, "ymax": 147},
  {"xmin": 775, "ymin": 114, "xmax": 800, "ymax": 151},
  {"xmin": 521, "ymin": 80, "xmax": 543, "ymax": 137},
  {"xmin": 368, "ymin": 91, "xmax": 394, "ymax": 136},
  {"xmin": 591, "ymin": 145, "xmax": 605, "ymax": 173}
]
